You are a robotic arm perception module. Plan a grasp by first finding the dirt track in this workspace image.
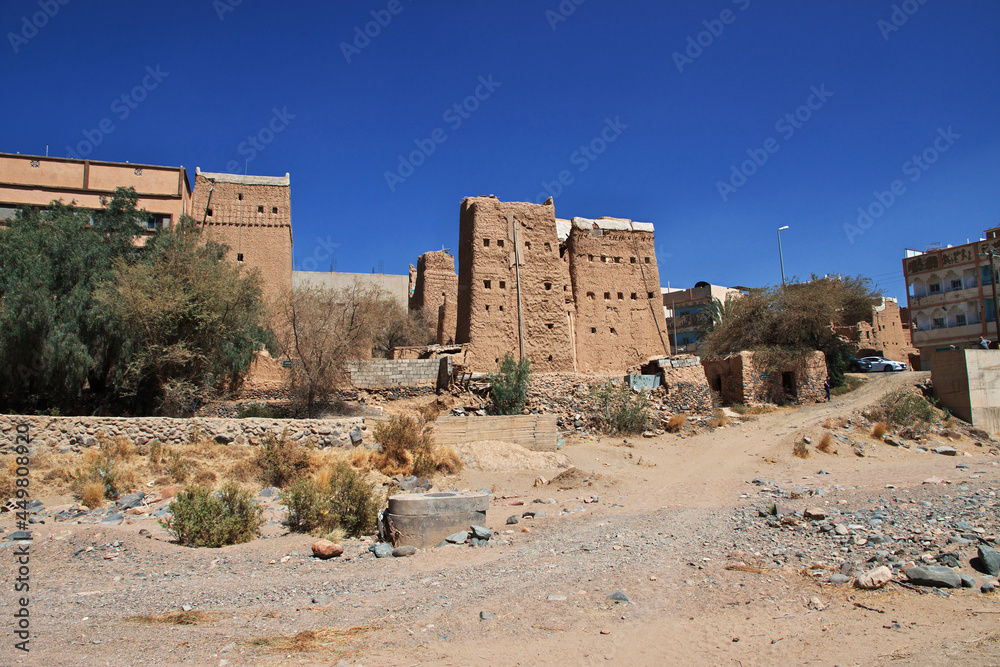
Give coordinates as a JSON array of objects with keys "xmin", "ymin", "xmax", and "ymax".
[{"xmin": 5, "ymin": 372, "xmax": 1000, "ymax": 666}]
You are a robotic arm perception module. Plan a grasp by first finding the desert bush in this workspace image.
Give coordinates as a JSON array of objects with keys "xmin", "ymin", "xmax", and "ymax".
[
  {"xmin": 822, "ymin": 417, "xmax": 847, "ymax": 430},
  {"xmin": 871, "ymin": 422, "xmax": 888, "ymax": 440},
  {"xmin": 80, "ymin": 481, "xmax": 106, "ymax": 509},
  {"xmin": 416, "ymin": 403, "xmax": 440, "ymax": 423},
  {"xmin": 490, "ymin": 353, "xmax": 532, "ymax": 415},
  {"xmin": 793, "ymin": 440, "xmax": 811, "ymax": 458},
  {"xmin": 161, "ymin": 481, "xmax": 264, "ymax": 547},
  {"xmin": 864, "ymin": 387, "xmax": 935, "ymax": 429},
  {"xmin": 237, "ymin": 403, "xmax": 278, "ymax": 419},
  {"xmin": 589, "ymin": 382, "xmax": 651, "ymax": 435},
  {"xmin": 707, "ymin": 408, "xmax": 730, "ymax": 429},
  {"xmin": 74, "ymin": 442, "xmax": 138, "ymax": 501},
  {"xmin": 665, "ymin": 414, "xmax": 686, "ymax": 433},
  {"xmin": 282, "ymin": 462, "xmax": 378, "ymax": 538},
  {"xmin": 831, "ymin": 375, "xmax": 865, "ymax": 397},
  {"xmin": 253, "ymin": 434, "xmax": 313, "ymax": 488},
  {"xmin": 372, "ymin": 415, "xmax": 463, "ymax": 477},
  {"xmin": 817, "ymin": 433, "xmax": 836, "ymax": 454}
]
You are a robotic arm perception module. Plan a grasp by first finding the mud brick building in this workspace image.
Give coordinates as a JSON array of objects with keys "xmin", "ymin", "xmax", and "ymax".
[
  {"xmin": 409, "ymin": 250, "xmax": 459, "ymax": 344},
  {"xmin": 702, "ymin": 351, "xmax": 827, "ymax": 405},
  {"xmin": 835, "ymin": 296, "xmax": 916, "ymax": 364},
  {"xmin": 450, "ymin": 196, "xmax": 669, "ymax": 374},
  {"xmin": 190, "ymin": 169, "xmax": 293, "ymax": 307}
]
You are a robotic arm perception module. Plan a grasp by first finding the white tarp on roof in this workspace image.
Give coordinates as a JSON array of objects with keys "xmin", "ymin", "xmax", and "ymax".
[
  {"xmin": 571, "ymin": 217, "xmax": 654, "ymax": 233},
  {"xmin": 196, "ymin": 167, "xmax": 290, "ymax": 187}
]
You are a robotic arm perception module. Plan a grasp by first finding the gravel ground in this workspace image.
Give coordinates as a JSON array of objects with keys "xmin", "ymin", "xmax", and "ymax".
[{"xmin": 4, "ymin": 371, "xmax": 1000, "ymax": 666}]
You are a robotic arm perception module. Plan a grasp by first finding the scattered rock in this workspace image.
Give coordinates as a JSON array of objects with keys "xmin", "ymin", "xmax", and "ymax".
[
  {"xmin": 981, "ymin": 582, "xmax": 996, "ymax": 594},
  {"xmin": 974, "ymin": 545, "xmax": 1000, "ymax": 577},
  {"xmin": 470, "ymin": 525, "xmax": 492, "ymax": 541},
  {"xmin": 506, "ymin": 515, "xmax": 520, "ymax": 525},
  {"xmin": 829, "ymin": 574, "xmax": 850, "ymax": 585},
  {"xmin": 213, "ymin": 434, "xmax": 234, "ymax": 444},
  {"xmin": 905, "ymin": 565, "xmax": 962, "ymax": 589},
  {"xmin": 855, "ymin": 565, "xmax": 892, "ymax": 590},
  {"xmin": 445, "ymin": 531, "xmax": 470, "ymax": 544},
  {"xmin": 480, "ymin": 611, "xmax": 497, "ymax": 621},
  {"xmin": 606, "ymin": 590, "xmax": 630, "ymax": 603},
  {"xmin": 311, "ymin": 540, "xmax": 344, "ymax": 559},
  {"xmin": 371, "ymin": 543, "xmax": 394, "ymax": 559},
  {"xmin": 804, "ymin": 508, "xmax": 827, "ymax": 520},
  {"xmin": 934, "ymin": 446, "xmax": 958, "ymax": 456},
  {"xmin": 392, "ymin": 545, "xmax": 417, "ymax": 557},
  {"xmin": 546, "ymin": 595, "xmax": 567, "ymax": 601},
  {"xmin": 960, "ymin": 574, "xmax": 977, "ymax": 588}
]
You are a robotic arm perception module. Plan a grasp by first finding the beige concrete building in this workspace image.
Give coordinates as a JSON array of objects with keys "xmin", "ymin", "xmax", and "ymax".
[
  {"xmin": 294, "ymin": 271, "xmax": 409, "ymax": 311},
  {"xmin": 452, "ymin": 196, "xmax": 669, "ymax": 374},
  {"xmin": 903, "ymin": 227, "xmax": 1000, "ymax": 371},
  {"xmin": 0, "ymin": 152, "xmax": 190, "ymax": 231},
  {"xmin": 662, "ymin": 282, "xmax": 744, "ymax": 353},
  {"xmin": 190, "ymin": 169, "xmax": 293, "ymax": 308}
]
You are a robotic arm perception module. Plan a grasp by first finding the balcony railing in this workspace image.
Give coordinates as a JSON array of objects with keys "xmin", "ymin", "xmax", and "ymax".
[{"xmin": 910, "ymin": 286, "xmax": 982, "ymax": 308}]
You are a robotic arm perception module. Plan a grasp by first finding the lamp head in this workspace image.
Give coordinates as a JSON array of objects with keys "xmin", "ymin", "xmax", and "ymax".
[{"xmin": 778, "ymin": 225, "xmax": 789, "ymax": 231}]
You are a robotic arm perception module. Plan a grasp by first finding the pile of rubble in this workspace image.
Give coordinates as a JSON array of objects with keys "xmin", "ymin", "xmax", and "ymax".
[{"xmin": 731, "ymin": 469, "xmax": 1000, "ymax": 593}]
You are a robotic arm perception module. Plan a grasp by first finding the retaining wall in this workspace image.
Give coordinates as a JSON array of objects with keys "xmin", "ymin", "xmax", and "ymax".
[
  {"xmin": 0, "ymin": 415, "xmax": 368, "ymax": 450},
  {"xmin": 431, "ymin": 414, "xmax": 558, "ymax": 452}
]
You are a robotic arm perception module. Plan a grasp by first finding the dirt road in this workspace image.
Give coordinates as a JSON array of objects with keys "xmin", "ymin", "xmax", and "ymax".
[{"xmin": 5, "ymin": 372, "xmax": 1000, "ymax": 666}]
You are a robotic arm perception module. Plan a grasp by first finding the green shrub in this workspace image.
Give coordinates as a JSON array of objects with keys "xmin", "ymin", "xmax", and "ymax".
[
  {"xmin": 253, "ymin": 434, "xmax": 312, "ymax": 488},
  {"xmin": 489, "ymin": 352, "xmax": 532, "ymax": 415},
  {"xmin": 282, "ymin": 462, "xmax": 378, "ymax": 538},
  {"xmin": 589, "ymin": 382, "xmax": 651, "ymax": 435},
  {"xmin": 236, "ymin": 402, "xmax": 278, "ymax": 419},
  {"xmin": 831, "ymin": 375, "xmax": 866, "ymax": 397},
  {"xmin": 864, "ymin": 387, "xmax": 935, "ymax": 428},
  {"xmin": 161, "ymin": 482, "xmax": 264, "ymax": 547}
]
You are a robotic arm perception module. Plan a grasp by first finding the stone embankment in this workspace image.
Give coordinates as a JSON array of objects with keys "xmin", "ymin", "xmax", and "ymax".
[{"xmin": 0, "ymin": 415, "xmax": 369, "ymax": 450}]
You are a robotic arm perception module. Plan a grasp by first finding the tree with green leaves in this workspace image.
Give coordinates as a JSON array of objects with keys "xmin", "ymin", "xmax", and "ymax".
[
  {"xmin": 702, "ymin": 275, "xmax": 879, "ymax": 387},
  {"xmin": 489, "ymin": 352, "xmax": 532, "ymax": 415}
]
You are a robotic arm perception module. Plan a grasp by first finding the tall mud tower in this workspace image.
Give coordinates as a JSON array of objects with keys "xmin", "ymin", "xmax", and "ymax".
[
  {"xmin": 455, "ymin": 197, "xmax": 669, "ymax": 374},
  {"xmin": 456, "ymin": 197, "xmax": 575, "ymax": 372},
  {"xmin": 409, "ymin": 250, "xmax": 459, "ymax": 345},
  {"xmin": 190, "ymin": 169, "xmax": 293, "ymax": 309},
  {"xmin": 566, "ymin": 217, "xmax": 669, "ymax": 374}
]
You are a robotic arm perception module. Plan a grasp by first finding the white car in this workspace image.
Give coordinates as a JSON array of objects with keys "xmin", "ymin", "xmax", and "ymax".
[{"xmin": 859, "ymin": 356, "xmax": 907, "ymax": 372}]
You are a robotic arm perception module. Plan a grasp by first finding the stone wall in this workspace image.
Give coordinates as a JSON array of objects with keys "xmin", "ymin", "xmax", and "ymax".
[
  {"xmin": 0, "ymin": 415, "xmax": 368, "ymax": 450},
  {"xmin": 344, "ymin": 358, "xmax": 450, "ymax": 390},
  {"xmin": 567, "ymin": 217, "xmax": 669, "ymax": 374},
  {"xmin": 702, "ymin": 351, "xmax": 827, "ymax": 405},
  {"xmin": 190, "ymin": 170, "xmax": 293, "ymax": 308}
]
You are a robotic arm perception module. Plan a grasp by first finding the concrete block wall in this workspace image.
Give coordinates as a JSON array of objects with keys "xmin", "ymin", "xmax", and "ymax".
[{"xmin": 345, "ymin": 358, "xmax": 450, "ymax": 389}]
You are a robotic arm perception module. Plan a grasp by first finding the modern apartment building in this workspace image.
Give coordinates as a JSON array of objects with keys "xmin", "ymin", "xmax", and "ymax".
[
  {"xmin": 903, "ymin": 227, "xmax": 1000, "ymax": 370},
  {"xmin": 0, "ymin": 152, "xmax": 190, "ymax": 232}
]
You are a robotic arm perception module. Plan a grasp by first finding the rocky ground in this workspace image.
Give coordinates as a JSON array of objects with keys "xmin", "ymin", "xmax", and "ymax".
[{"xmin": 4, "ymin": 371, "xmax": 1000, "ymax": 666}]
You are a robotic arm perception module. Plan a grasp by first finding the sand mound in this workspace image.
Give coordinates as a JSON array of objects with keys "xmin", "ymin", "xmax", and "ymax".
[
  {"xmin": 548, "ymin": 466, "xmax": 595, "ymax": 489},
  {"xmin": 452, "ymin": 440, "xmax": 569, "ymax": 473}
]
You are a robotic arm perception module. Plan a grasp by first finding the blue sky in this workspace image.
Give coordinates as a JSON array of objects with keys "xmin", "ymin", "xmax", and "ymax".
[{"xmin": 3, "ymin": 0, "xmax": 998, "ymax": 300}]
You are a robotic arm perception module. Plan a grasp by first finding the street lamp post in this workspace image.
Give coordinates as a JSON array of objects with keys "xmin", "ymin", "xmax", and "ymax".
[
  {"xmin": 777, "ymin": 225, "xmax": 789, "ymax": 287},
  {"xmin": 982, "ymin": 248, "xmax": 1000, "ymax": 346}
]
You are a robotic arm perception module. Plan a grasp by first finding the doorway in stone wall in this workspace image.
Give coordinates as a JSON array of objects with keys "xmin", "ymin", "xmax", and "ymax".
[{"xmin": 782, "ymin": 372, "xmax": 797, "ymax": 400}]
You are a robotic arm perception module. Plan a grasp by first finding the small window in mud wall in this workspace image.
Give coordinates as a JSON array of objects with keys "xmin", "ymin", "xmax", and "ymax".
[
  {"xmin": 630, "ymin": 257, "xmax": 637, "ymax": 264},
  {"xmin": 484, "ymin": 280, "xmax": 491, "ymax": 289},
  {"xmin": 524, "ymin": 241, "xmax": 531, "ymax": 250},
  {"xmin": 586, "ymin": 292, "xmax": 595, "ymax": 300},
  {"xmin": 257, "ymin": 205, "xmax": 264, "ymax": 213},
  {"xmin": 610, "ymin": 327, "xmax": 616, "ymax": 334},
  {"xmin": 499, "ymin": 281, "xmax": 506, "ymax": 289},
  {"xmin": 546, "ymin": 323, "xmax": 554, "ymax": 329},
  {"xmin": 645, "ymin": 257, "xmax": 651, "ymax": 264},
  {"xmin": 544, "ymin": 282, "xmax": 552, "ymax": 291},
  {"xmin": 497, "ymin": 239, "xmax": 505, "ymax": 248},
  {"xmin": 272, "ymin": 206, "xmax": 278, "ymax": 214},
  {"xmin": 590, "ymin": 327, "xmax": 597, "ymax": 333},
  {"xmin": 484, "ymin": 239, "xmax": 490, "ymax": 247},
  {"xmin": 237, "ymin": 253, "xmax": 244, "ymax": 262},
  {"xmin": 545, "ymin": 242, "xmax": 552, "ymax": 252},
  {"xmin": 604, "ymin": 292, "xmax": 611, "ymax": 300},
  {"xmin": 588, "ymin": 254, "xmax": 594, "ymax": 262}
]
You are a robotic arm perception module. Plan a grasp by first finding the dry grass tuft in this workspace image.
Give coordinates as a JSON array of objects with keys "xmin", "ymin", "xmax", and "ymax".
[
  {"xmin": 822, "ymin": 417, "xmax": 847, "ymax": 430},
  {"xmin": 416, "ymin": 403, "xmax": 440, "ymax": 423},
  {"xmin": 725, "ymin": 563, "xmax": 768, "ymax": 574},
  {"xmin": 665, "ymin": 414, "xmax": 686, "ymax": 433},
  {"xmin": 372, "ymin": 415, "xmax": 463, "ymax": 477},
  {"xmin": 250, "ymin": 626, "xmax": 374, "ymax": 652},
  {"xmin": 793, "ymin": 440, "xmax": 811, "ymax": 459},
  {"xmin": 127, "ymin": 610, "xmax": 217, "ymax": 625},
  {"xmin": 706, "ymin": 409, "xmax": 730, "ymax": 429},
  {"xmin": 817, "ymin": 433, "xmax": 837, "ymax": 454},
  {"xmin": 80, "ymin": 481, "xmax": 106, "ymax": 509},
  {"xmin": 871, "ymin": 422, "xmax": 888, "ymax": 440}
]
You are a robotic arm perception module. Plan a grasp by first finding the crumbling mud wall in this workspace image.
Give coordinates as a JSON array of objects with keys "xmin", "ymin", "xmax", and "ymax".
[
  {"xmin": 190, "ymin": 169, "xmax": 293, "ymax": 308},
  {"xmin": 703, "ymin": 351, "xmax": 827, "ymax": 405},
  {"xmin": 567, "ymin": 217, "xmax": 669, "ymax": 374},
  {"xmin": 456, "ymin": 197, "xmax": 575, "ymax": 372},
  {"xmin": 410, "ymin": 251, "xmax": 459, "ymax": 345}
]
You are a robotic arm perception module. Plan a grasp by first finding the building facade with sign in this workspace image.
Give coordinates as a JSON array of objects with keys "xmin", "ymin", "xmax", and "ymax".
[{"xmin": 903, "ymin": 227, "xmax": 1000, "ymax": 370}]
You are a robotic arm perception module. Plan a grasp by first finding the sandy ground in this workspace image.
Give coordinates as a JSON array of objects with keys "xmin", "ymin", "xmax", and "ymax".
[{"xmin": 4, "ymin": 372, "xmax": 1000, "ymax": 666}]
